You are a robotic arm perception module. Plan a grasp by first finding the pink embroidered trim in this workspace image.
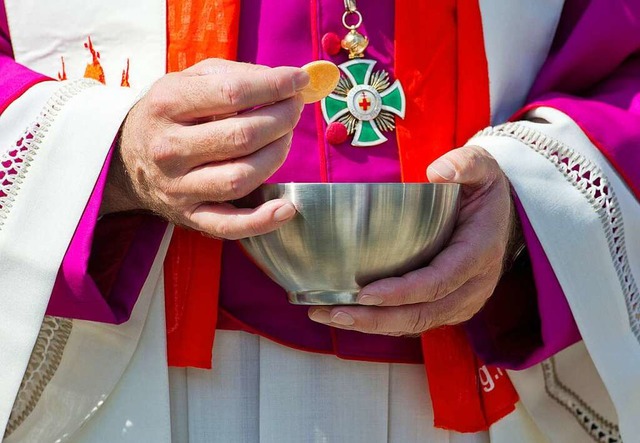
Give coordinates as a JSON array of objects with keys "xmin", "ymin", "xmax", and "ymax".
[{"xmin": 0, "ymin": 79, "xmax": 97, "ymax": 228}]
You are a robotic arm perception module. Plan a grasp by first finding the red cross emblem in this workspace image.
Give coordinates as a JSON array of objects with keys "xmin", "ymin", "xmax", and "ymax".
[{"xmin": 358, "ymin": 92, "xmax": 371, "ymax": 111}]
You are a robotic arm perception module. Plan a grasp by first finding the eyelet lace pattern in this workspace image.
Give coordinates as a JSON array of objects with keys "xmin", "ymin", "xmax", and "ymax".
[
  {"xmin": 477, "ymin": 123, "xmax": 640, "ymax": 443},
  {"xmin": 478, "ymin": 122, "xmax": 635, "ymax": 442},
  {"xmin": 0, "ymin": 79, "xmax": 98, "ymax": 230},
  {"xmin": 1, "ymin": 79, "xmax": 96, "ymax": 438},
  {"xmin": 477, "ymin": 123, "xmax": 640, "ymax": 340}
]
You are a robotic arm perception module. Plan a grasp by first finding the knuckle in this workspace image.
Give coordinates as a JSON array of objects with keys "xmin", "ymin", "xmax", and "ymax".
[
  {"xmin": 267, "ymin": 74, "xmax": 287, "ymax": 99},
  {"xmin": 214, "ymin": 220, "xmax": 235, "ymax": 240},
  {"xmin": 146, "ymin": 85, "xmax": 173, "ymax": 117},
  {"xmin": 367, "ymin": 314, "xmax": 383, "ymax": 333},
  {"xmin": 224, "ymin": 167, "xmax": 250, "ymax": 200},
  {"xmin": 193, "ymin": 58, "xmax": 218, "ymax": 72},
  {"xmin": 244, "ymin": 217, "xmax": 265, "ymax": 239},
  {"xmin": 220, "ymin": 79, "xmax": 246, "ymax": 108},
  {"xmin": 149, "ymin": 132, "xmax": 178, "ymax": 166},
  {"xmin": 232, "ymin": 123, "xmax": 255, "ymax": 152},
  {"xmin": 162, "ymin": 180, "xmax": 188, "ymax": 206},
  {"xmin": 428, "ymin": 273, "xmax": 448, "ymax": 302},
  {"xmin": 391, "ymin": 276, "xmax": 412, "ymax": 305},
  {"xmin": 407, "ymin": 308, "xmax": 432, "ymax": 334},
  {"xmin": 215, "ymin": 217, "xmax": 259, "ymax": 241}
]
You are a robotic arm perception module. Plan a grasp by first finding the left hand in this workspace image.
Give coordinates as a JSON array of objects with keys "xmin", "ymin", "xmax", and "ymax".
[{"xmin": 308, "ymin": 146, "xmax": 515, "ymax": 336}]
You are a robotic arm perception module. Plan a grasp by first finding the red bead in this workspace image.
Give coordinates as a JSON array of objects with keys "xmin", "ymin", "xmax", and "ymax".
[
  {"xmin": 322, "ymin": 32, "xmax": 342, "ymax": 56},
  {"xmin": 326, "ymin": 122, "xmax": 349, "ymax": 145}
]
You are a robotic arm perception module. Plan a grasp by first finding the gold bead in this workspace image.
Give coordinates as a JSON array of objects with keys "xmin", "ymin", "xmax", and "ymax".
[{"xmin": 341, "ymin": 30, "xmax": 369, "ymax": 59}]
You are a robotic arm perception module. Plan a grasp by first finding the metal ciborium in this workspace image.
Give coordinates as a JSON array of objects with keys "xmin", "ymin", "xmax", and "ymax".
[{"xmin": 236, "ymin": 183, "xmax": 461, "ymax": 305}]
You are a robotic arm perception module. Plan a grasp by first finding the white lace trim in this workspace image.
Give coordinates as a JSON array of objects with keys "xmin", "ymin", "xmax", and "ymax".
[
  {"xmin": 0, "ymin": 79, "xmax": 98, "ymax": 229},
  {"xmin": 477, "ymin": 123, "xmax": 640, "ymax": 342},
  {"xmin": 542, "ymin": 358, "xmax": 621, "ymax": 443}
]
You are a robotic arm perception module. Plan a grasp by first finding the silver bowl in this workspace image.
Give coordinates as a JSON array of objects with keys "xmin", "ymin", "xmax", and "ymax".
[{"xmin": 236, "ymin": 183, "xmax": 461, "ymax": 305}]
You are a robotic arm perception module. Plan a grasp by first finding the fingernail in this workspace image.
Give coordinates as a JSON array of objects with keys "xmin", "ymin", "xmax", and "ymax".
[
  {"xmin": 357, "ymin": 294, "xmax": 383, "ymax": 306},
  {"xmin": 273, "ymin": 203, "xmax": 296, "ymax": 222},
  {"xmin": 293, "ymin": 71, "xmax": 311, "ymax": 91},
  {"xmin": 429, "ymin": 159, "xmax": 456, "ymax": 180},
  {"xmin": 331, "ymin": 312, "xmax": 355, "ymax": 326},
  {"xmin": 309, "ymin": 308, "xmax": 331, "ymax": 324}
]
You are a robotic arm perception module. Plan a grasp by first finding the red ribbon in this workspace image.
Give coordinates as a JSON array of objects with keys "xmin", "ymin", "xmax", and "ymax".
[
  {"xmin": 396, "ymin": 0, "xmax": 518, "ymax": 431},
  {"xmin": 163, "ymin": 0, "xmax": 241, "ymax": 368}
]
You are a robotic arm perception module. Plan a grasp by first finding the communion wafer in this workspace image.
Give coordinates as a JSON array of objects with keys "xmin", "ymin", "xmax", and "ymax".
[{"xmin": 300, "ymin": 61, "xmax": 340, "ymax": 104}]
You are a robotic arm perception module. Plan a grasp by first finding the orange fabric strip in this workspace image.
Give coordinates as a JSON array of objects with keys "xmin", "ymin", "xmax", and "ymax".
[
  {"xmin": 167, "ymin": 0, "xmax": 241, "ymax": 71},
  {"xmin": 164, "ymin": 0, "xmax": 241, "ymax": 369},
  {"xmin": 396, "ymin": 0, "xmax": 518, "ymax": 432}
]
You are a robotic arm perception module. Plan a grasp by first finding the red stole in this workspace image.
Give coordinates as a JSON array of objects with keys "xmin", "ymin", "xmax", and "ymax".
[
  {"xmin": 164, "ymin": 0, "xmax": 239, "ymax": 368},
  {"xmin": 164, "ymin": 0, "xmax": 518, "ymax": 432},
  {"xmin": 396, "ymin": 0, "xmax": 518, "ymax": 432}
]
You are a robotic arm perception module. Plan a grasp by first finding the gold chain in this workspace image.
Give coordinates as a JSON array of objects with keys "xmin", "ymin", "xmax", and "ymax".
[
  {"xmin": 340, "ymin": 0, "xmax": 368, "ymax": 58},
  {"xmin": 344, "ymin": 0, "xmax": 357, "ymax": 12}
]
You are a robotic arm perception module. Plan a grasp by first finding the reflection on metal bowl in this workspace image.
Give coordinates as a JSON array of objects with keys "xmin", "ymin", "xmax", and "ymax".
[{"xmin": 236, "ymin": 183, "xmax": 461, "ymax": 305}]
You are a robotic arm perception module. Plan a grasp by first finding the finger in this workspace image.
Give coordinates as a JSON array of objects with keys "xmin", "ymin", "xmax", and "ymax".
[
  {"xmin": 193, "ymin": 112, "xmax": 238, "ymax": 124},
  {"xmin": 187, "ymin": 199, "xmax": 297, "ymax": 240},
  {"xmin": 156, "ymin": 66, "xmax": 310, "ymax": 120},
  {"xmin": 183, "ymin": 59, "xmax": 269, "ymax": 77},
  {"xmin": 178, "ymin": 131, "xmax": 293, "ymax": 203},
  {"xmin": 426, "ymin": 146, "xmax": 500, "ymax": 187},
  {"xmin": 310, "ymin": 278, "xmax": 492, "ymax": 335},
  {"xmin": 356, "ymin": 236, "xmax": 483, "ymax": 306},
  {"xmin": 165, "ymin": 95, "xmax": 303, "ymax": 169}
]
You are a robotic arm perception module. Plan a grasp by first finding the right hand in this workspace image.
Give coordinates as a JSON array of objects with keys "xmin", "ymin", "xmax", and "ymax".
[{"xmin": 103, "ymin": 58, "xmax": 309, "ymax": 240}]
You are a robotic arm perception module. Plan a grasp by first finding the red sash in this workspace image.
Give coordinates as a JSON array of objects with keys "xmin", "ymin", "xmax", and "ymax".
[
  {"xmin": 396, "ymin": 0, "xmax": 519, "ymax": 431},
  {"xmin": 164, "ymin": 0, "xmax": 239, "ymax": 368},
  {"xmin": 164, "ymin": 0, "xmax": 518, "ymax": 431}
]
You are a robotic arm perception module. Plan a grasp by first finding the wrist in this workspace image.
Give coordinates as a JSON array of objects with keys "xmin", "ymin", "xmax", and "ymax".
[
  {"xmin": 503, "ymin": 194, "xmax": 526, "ymax": 271},
  {"xmin": 100, "ymin": 131, "xmax": 141, "ymax": 216}
]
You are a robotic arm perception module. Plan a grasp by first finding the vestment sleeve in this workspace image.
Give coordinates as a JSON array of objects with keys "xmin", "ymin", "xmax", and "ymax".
[
  {"xmin": 466, "ymin": 0, "xmax": 640, "ymax": 379},
  {"xmin": 0, "ymin": 1, "xmax": 166, "ymax": 325}
]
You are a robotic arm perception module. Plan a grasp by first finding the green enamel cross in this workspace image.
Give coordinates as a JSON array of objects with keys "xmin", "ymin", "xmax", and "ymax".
[{"xmin": 321, "ymin": 59, "xmax": 406, "ymax": 147}]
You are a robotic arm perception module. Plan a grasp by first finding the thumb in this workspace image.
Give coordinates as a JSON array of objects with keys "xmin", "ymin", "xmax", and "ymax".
[{"xmin": 426, "ymin": 146, "xmax": 500, "ymax": 187}]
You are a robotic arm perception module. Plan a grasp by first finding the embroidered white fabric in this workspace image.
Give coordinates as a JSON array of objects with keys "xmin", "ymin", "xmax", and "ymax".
[
  {"xmin": 470, "ymin": 109, "xmax": 640, "ymax": 440},
  {"xmin": 475, "ymin": 122, "xmax": 640, "ymax": 343},
  {"xmin": 0, "ymin": 79, "xmax": 98, "ymax": 227},
  {"xmin": 4, "ymin": 317, "xmax": 72, "ymax": 438},
  {"xmin": 541, "ymin": 358, "xmax": 620, "ymax": 443},
  {"xmin": 0, "ymin": 82, "xmax": 95, "ymax": 436}
]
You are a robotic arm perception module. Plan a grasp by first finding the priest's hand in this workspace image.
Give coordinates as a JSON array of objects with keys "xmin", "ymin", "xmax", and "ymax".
[
  {"xmin": 308, "ymin": 146, "xmax": 516, "ymax": 336},
  {"xmin": 102, "ymin": 59, "xmax": 309, "ymax": 240}
]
